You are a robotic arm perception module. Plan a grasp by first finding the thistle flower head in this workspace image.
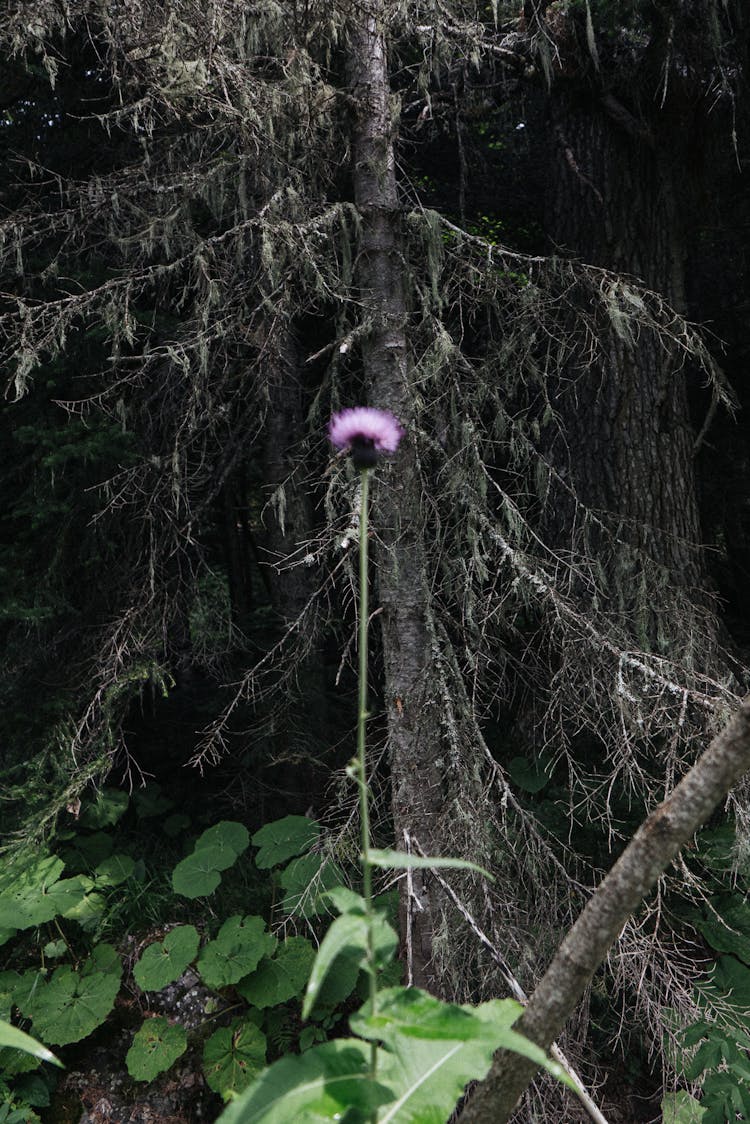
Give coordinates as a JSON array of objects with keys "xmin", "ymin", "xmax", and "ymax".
[{"xmin": 328, "ymin": 407, "xmax": 404, "ymax": 468}]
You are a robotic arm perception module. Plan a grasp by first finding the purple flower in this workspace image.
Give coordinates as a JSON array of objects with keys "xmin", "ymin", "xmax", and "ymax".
[{"xmin": 328, "ymin": 407, "xmax": 404, "ymax": 468}]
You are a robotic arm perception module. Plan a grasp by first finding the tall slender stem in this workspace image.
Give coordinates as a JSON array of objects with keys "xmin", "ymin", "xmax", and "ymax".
[{"xmin": 357, "ymin": 468, "xmax": 378, "ymax": 1090}]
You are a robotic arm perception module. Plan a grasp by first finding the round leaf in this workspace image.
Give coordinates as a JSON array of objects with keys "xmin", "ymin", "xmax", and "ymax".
[
  {"xmin": 126, "ymin": 1016, "xmax": 187, "ymax": 1082},
  {"xmin": 251, "ymin": 816, "xmax": 319, "ymax": 869},
  {"xmin": 198, "ymin": 916, "xmax": 276, "ymax": 989},
  {"xmin": 203, "ymin": 1017, "xmax": 266, "ymax": 1099},
  {"xmin": 195, "ymin": 821, "xmax": 249, "ymax": 860},
  {"xmin": 79, "ymin": 788, "xmax": 129, "ymax": 829},
  {"xmin": 134, "ymin": 925, "xmax": 200, "ymax": 992},
  {"xmin": 172, "ymin": 845, "xmax": 226, "ymax": 899},
  {"xmin": 237, "ymin": 937, "xmax": 315, "ymax": 1008},
  {"xmin": 93, "ymin": 854, "xmax": 136, "ymax": 888},
  {"xmin": 18, "ymin": 944, "xmax": 121, "ymax": 1045}
]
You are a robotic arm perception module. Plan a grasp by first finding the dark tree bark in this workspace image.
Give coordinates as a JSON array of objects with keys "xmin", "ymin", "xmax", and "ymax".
[
  {"xmin": 544, "ymin": 88, "xmax": 708, "ymax": 636},
  {"xmin": 346, "ymin": 3, "xmax": 448, "ymax": 992}
]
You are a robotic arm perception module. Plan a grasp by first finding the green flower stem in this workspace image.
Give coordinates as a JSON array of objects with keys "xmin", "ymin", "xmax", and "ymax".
[{"xmin": 357, "ymin": 467, "xmax": 378, "ymax": 1090}]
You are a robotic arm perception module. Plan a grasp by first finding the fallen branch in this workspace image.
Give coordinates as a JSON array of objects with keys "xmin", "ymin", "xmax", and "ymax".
[{"xmin": 459, "ymin": 696, "xmax": 750, "ymax": 1123}]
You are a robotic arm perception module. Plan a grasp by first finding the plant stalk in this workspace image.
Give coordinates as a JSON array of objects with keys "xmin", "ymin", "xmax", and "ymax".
[{"xmin": 357, "ymin": 467, "xmax": 378, "ymax": 1092}]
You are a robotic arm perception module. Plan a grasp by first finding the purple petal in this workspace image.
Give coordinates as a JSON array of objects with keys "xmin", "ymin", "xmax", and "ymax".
[{"xmin": 328, "ymin": 407, "xmax": 404, "ymax": 453}]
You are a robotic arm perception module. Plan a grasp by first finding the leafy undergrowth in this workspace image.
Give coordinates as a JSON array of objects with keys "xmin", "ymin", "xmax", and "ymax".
[{"xmin": 0, "ymin": 786, "xmax": 356, "ymax": 1121}]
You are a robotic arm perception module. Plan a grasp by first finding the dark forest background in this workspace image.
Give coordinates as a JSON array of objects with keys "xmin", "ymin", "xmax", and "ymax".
[{"xmin": 2, "ymin": 2, "xmax": 750, "ymax": 1121}]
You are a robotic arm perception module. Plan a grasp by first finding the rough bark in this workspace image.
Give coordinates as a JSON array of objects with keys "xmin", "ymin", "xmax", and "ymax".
[
  {"xmin": 544, "ymin": 91, "xmax": 707, "ymax": 632},
  {"xmin": 346, "ymin": 2, "xmax": 446, "ymax": 992},
  {"xmin": 460, "ymin": 695, "xmax": 750, "ymax": 1123}
]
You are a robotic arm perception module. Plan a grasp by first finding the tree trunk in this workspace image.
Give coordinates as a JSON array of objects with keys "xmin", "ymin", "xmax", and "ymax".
[
  {"xmin": 544, "ymin": 91, "xmax": 707, "ymax": 642},
  {"xmin": 346, "ymin": 3, "xmax": 447, "ymax": 992}
]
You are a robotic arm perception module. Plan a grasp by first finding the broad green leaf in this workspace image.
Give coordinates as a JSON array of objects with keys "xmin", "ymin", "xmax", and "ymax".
[
  {"xmin": 79, "ymin": 788, "xmax": 129, "ymax": 829},
  {"xmin": 61, "ymin": 886, "xmax": 107, "ymax": 930},
  {"xmin": 215, "ymin": 1038, "xmax": 392, "ymax": 1124},
  {"xmin": 695, "ymin": 825, "xmax": 736, "ymax": 874},
  {"xmin": 42, "ymin": 941, "xmax": 67, "ymax": 960},
  {"xmin": 302, "ymin": 912, "xmax": 397, "ymax": 1020},
  {"xmin": 134, "ymin": 925, "xmax": 200, "ymax": 992},
  {"xmin": 0, "ymin": 1018, "xmax": 61, "ymax": 1067},
  {"xmin": 701, "ymin": 955, "xmax": 750, "ymax": 1011},
  {"xmin": 0, "ymin": 856, "xmax": 88, "ymax": 930},
  {"xmin": 350, "ymin": 987, "xmax": 491, "ymax": 1041},
  {"xmin": 302, "ymin": 913, "xmax": 367, "ymax": 1021},
  {"xmin": 0, "ymin": 854, "xmax": 63, "ymax": 896},
  {"xmin": 0, "ymin": 972, "xmax": 23, "ymax": 1019},
  {"xmin": 252, "ymin": 816, "xmax": 320, "ymax": 869},
  {"xmin": 197, "ymin": 916, "xmax": 276, "ymax": 989},
  {"xmin": 203, "ymin": 1017, "xmax": 266, "ymax": 1100},
  {"xmin": 172, "ymin": 845, "xmax": 226, "ymax": 898},
  {"xmin": 279, "ymin": 854, "xmax": 345, "ymax": 918},
  {"xmin": 126, "ymin": 1016, "xmax": 187, "ymax": 1082},
  {"xmin": 93, "ymin": 854, "xmax": 136, "ymax": 888},
  {"xmin": 365, "ymin": 992, "xmax": 572, "ymax": 1123},
  {"xmin": 324, "ymin": 887, "xmax": 366, "ymax": 915},
  {"xmin": 14, "ymin": 1072, "xmax": 52, "ymax": 1107},
  {"xmin": 237, "ymin": 937, "xmax": 315, "ymax": 1008},
  {"xmin": 195, "ymin": 821, "xmax": 249, "ymax": 860},
  {"xmin": 367, "ymin": 850, "xmax": 494, "ymax": 882},
  {"xmin": 694, "ymin": 896, "xmax": 750, "ymax": 964},
  {"xmin": 18, "ymin": 944, "xmax": 121, "ymax": 1045},
  {"xmin": 0, "ymin": 929, "xmax": 17, "ymax": 949}
]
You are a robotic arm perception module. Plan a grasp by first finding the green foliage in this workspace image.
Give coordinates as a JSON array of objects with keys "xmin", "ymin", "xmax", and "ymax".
[
  {"xmin": 367, "ymin": 849, "xmax": 494, "ymax": 880},
  {"xmin": 358, "ymin": 990, "xmax": 571, "ymax": 1122},
  {"xmin": 507, "ymin": 755, "xmax": 552, "ymax": 794},
  {"xmin": 660, "ymin": 1092, "xmax": 705, "ymax": 1123},
  {"xmin": 252, "ymin": 816, "xmax": 319, "ymax": 869},
  {"xmin": 302, "ymin": 905, "xmax": 397, "ymax": 1020},
  {"xmin": 216, "ymin": 1039, "xmax": 390, "ymax": 1124},
  {"xmin": 279, "ymin": 853, "xmax": 345, "ymax": 918},
  {"xmin": 79, "ymin": 789, "xmax": 129, "ymax": 829},
  {"xmin": 0, "ymin": 855, "xmax": 89, "ymax": 933},
  {"xmin": 219, "ymin": 990, "xmax": 571, "ymax": 1124},
  {"xmin": 16, "ymin": 944, "xmax": 121, "ymax": 1046},
  {"xmin": 0, "ymin": 1020, "xmax": 61, "ymax": 1069},
  {"xmin": 172, "ymin": 820, "xmax": 249, "ymax": 899},
  {"xmin": 237, "ymin": 937, "xmax": 315, "ymax": 1009},
  {"xmin": 125, "ymin": 1017, "xmax": 188, "ymax": 1082},
  {"xmin": 197, "ymin": 915, "xmax": 277, "ymax": 989},
  {"xmin": 133, "ymin": 926, "xmax": 200, "ymax": 992},
  {"xmin": 202, "ymin": 1018, "xmax": 267, "ymax": 1100}
]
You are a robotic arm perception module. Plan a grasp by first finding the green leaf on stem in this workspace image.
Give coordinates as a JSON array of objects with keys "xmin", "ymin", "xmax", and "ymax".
[
  {"xmin": 367, "ymin": 850, "xmax": 495, "ymax": 882},
  {"xmin": 302, "ymin": 911, "xmax": 397, "ymax": 1020},
  {"xmin": 237, "ymin": 937, "xmax": 315, "ymax": 1008},
  {"xmin": 17, "ymin": 944, "xmax": 121, "ymax": 1046},
  {"xmin": 354, "ymin": 988, "xmax": 573, "ymax": 1122},
  {"xmin": 214, "ymin": 1038, "xmax": 393, "ymax": 1124}
]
